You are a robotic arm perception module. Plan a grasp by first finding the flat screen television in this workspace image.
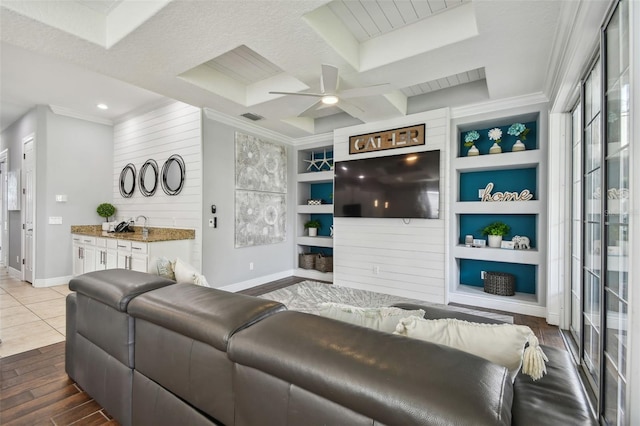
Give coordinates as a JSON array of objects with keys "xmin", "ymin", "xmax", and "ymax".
[{"xmin": 334, "ymin": 150, "xmax": 440, "ymax": 219}]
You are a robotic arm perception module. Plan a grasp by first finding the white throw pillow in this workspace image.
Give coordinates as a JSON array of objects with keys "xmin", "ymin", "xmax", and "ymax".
[
  {"xmin": 394, "ymin": 316, "xmax": 548, "ymax": 381},
  {"xmin": 174, "ymin": 258, "xmax": 210, "ymax": 287},
  {"xmin": 317, "ymin": 302, "xmax": 425, "ymax": 333},
  {"xmin": 155, "ymin": 256, "xmax": 175, "ymax": 280}
]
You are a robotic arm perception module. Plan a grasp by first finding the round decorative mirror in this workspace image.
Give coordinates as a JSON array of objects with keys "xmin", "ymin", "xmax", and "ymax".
[
  {"xmin": 161, "ymin": 154, "xmax": 185, "ymax": 196},
  {"xmin": 139, "ymin": 159, "xmax": 159, "ymax": 197},
  {"xmin": 119, "ymin": 163, "xmax": 136, "ymax": 198}
]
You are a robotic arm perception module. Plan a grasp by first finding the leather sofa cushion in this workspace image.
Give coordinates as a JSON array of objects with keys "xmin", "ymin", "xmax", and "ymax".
[
  {"xmin": 69, "ymin": 269, "xmax": 175, "ymax": 312},
  {"xmin": 229, "ymin": 311, "xmax": 513, "ymax": 426},
  {"xmin": 128, "ymin": 284, "xmax": 285, "ymax": 351},
  {"xmin": 512, "ymin": 345, "xmax": 597, "ymax": 425}
]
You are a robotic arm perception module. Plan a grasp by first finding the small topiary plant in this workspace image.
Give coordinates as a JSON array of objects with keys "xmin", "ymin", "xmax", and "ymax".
[
  {"xmin": 481, "ymin": 221, "xmax": 510, "ymax": 236},
  {"xmin": 96, "ymin": 203, "xmax": 116, "ymax": 222},
  {"xmin": 304, "ymin": 219, "xmax": 322, "ymax": 229}
]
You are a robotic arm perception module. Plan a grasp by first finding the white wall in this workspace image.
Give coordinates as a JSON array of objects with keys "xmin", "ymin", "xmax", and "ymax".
[
  {"xmin": 113, "ymin": 101, "xmax": 202, "ymax": 270},
  {"xmin": 332, "ymin": 108, "xmax": 449, "ymax": 303},
  {"xmin": 201, "ymin": 112, "xmax": 295, "ymax": 289}
]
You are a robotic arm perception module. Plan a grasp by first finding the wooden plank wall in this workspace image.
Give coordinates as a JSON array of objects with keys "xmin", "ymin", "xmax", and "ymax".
[
  {"xmin": 113, "ymin": 101, "xmax": 202, "ymax": 270},
  {"xmin": 332, "ymin": 108, "xmax": 449, "ymax": 304}
]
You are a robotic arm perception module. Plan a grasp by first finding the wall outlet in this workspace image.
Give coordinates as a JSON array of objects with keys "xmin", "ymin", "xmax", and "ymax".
[
  {"xmin": 249, "ymin": 262, "xmax": 254, "ymax": 271},
  {"xmin": 373, "ymin": 265, "xmax": 380, "ymax": 274},
  {"xmin": 16, "ymin": 255, "xmax": 19, "ymax": 263},
  {"xmin": 208, "ymin": 219, "xmax": 214, "ymax": 228},
  {"xmin": 481, "ymin": 270, "xmax": 486, "ymax": 279}
]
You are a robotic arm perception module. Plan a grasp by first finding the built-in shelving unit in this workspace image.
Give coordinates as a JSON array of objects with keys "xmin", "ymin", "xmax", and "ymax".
[
  {"xmin": 295, "ymin": 141, "xmax": 334, "ymax": 281},
  {"xmin": 449, "ymin": 107, "xmax": 548, "ymax": 317}
]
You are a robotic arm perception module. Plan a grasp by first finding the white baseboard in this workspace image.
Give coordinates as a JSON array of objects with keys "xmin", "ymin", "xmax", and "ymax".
[
  {"xmin": 8, "ymin": 266, "xmax": 21, "ymax": 280},
  {"xmin": 219, "ymin": 269, "xmax": 294, "ymax": 293},
  {"xmin": 32, "ymin": 275, "xmax": 73, "ymax": 288},
  {"xmin": 546, "ymin": 312, "xmax": 560, "ymax": 326}
]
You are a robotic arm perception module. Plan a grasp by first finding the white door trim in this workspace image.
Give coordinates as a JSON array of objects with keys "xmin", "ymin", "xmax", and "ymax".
[
  {"xmin": 21, "ymin": 134, "xmax": 35, "ymax": 283},
  {"xmin": 0, "ymin": 148, "xmax": 8, "ymax": 268}
]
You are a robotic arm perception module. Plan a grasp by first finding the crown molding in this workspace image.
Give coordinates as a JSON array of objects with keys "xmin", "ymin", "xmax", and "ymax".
[
  {"xmin": 450, "ymin": 92, "xmax": 549, "ymax": 120},
  {"xmin": 48, "ymin": 105, "xmax": 113, "ymax": 126},
  {"xmin": 203, "ymin": 107, "xmax": 333, "ymax": 146}
]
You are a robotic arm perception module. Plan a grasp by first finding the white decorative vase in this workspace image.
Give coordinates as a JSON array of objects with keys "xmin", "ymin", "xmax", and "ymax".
[
  {"xmin": 308, "ymin": 228, "xmax": 318, "ymax": 237},
  {"xmin": 488, "ymin": 235, "xmax": 503, "ymax": 248},
  {"xmin": 512, "ymin": 140, "xmax": 526, "ymax": 152},
  {"xmin": 489, "ymin": 143, "xmax": 502, "ymax": 154},
  {"xmin": 102, "ymin": 222, "xmax": 110, "ymax": 231},
  {"xmin": 467, "ymin": 145, "xmax": 479, "ymax": 156}
]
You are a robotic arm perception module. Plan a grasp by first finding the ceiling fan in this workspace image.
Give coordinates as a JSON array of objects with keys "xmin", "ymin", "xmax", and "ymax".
[{"xmin": 269, "ymin": 64, "xmax": 393, "ymax": 116}]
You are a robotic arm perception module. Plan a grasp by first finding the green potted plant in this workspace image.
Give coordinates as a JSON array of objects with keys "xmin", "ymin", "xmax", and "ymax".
[
  {"xmin": 304, "ymin": 219, "xmax": 322, "ymax": 237},
  {"xmin": 481, "ymin": 221, "xmax": 510, "ymax": 248},
  {"xmin": 97, "ymin": 203, "xmax": 116, "ymax": 231}
]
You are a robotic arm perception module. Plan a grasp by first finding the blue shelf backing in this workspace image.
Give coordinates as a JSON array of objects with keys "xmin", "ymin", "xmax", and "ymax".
[
  {"xmin": 459, "ymin": 214, "xmax": 537, "ymax": 247},
  {"xmin": 310, "ymin": 182, "xmax": 333, "ymax": 204},
  {"xmin": 460, "ymin": 120, "xmax": 537, "ymax": 156},
  {"xmin": 310, "ymin": 213, "xmax": 333, "ymax": 238},
  {"xmin": 459, "ymin": 168, "xmax": 537, "ymax": 201},
  {"xmin": 460, "ymin": 259, "xmax": 537, "ymax": 294},
  {"xmin": 308, "ymin": 246, "xmax": 333, "ymax": 256}
]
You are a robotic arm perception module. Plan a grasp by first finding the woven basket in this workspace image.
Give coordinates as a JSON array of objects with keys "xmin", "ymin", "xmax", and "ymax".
[
  {"xmin": 483, "ymin": 272, "xmax": 515, "ymax": 296},
  {"xmin": 299, "ymin": 253, "xmax": 315, "ymax": 270},
  {"xmin": 314, "ymin": 254, "xmax": 333, "ymax": 273}
]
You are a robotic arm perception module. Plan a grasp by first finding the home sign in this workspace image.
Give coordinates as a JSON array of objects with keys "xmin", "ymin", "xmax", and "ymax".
[
  {"xmin": 480, "ymin": 182, "xmax": 533, "ymax": 202},
  {"xmin": 349, "ymin": 124, "xmax": 425, "ymax": 154}
]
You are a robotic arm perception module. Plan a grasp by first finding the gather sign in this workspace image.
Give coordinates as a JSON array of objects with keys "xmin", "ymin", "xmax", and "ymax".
[
  {"xmin": 480, "ymin": 182, "xmax": 533, "ymax": 202},
  {"xmin": 349, "ymin": 124, "xmax": 425, "ymax": 154}
]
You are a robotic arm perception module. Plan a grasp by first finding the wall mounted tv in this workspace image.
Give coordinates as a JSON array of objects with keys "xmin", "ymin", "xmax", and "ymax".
[{"xmin": 334, "ymin": 150, "xmax": 440, "ymax": 219}]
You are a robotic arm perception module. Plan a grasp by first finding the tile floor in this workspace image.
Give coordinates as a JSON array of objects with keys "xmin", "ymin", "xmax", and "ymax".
[{"xmin": 0, "ymin": 269, "xmax": 69, "ymax": 358}]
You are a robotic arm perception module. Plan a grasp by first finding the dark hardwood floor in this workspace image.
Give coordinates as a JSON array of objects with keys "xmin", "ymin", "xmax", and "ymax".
[{"xmin": 0, "ymin": 277, "xmax": 564, "ymax": 425}]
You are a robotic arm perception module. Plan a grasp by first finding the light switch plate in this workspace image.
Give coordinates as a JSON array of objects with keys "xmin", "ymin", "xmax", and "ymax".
[{"xmin": 49, "ymin": 216, "xmax": 63, "ymax": 225}]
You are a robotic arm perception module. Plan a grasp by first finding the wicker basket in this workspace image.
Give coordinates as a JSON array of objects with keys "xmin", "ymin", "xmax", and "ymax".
[
  {"xmin": 314, "ymin": 254, "xmax": 333, "ymax": 273},
  {"xmin": 483, "ymin": 272, "xmax": 515, "ymax": 296},
  {"xmin": 299, "ymin": 253, "xmax": 315, "ymax": 270}
]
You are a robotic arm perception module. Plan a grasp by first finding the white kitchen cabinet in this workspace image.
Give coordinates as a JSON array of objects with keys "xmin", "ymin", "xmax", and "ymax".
[
  {"xmin": 72, "ymin": 234, "xmax": 191, "ymax": 276},
  {"xmin": 71, "ymin": 235, "xmax": 97, "ymax": 275}
]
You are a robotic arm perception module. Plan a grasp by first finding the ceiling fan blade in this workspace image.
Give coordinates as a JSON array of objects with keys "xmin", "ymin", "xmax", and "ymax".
[
  {"xmin": 298, "ymin": 99, "xmax": 323, "ymax": 117},
  {"xmin": 336, "ymin": 99, "xmax": 364, "ymax": 117},
  {"xmin": 269, "ymin": 91, "xmax": 324, "ymax": 97},
  {"xmin": 339, "ymin": 83, "xmax": 393, "ymax": 99},
  {"xmin": 320, "ymin": 64, "xmax": 339, "ymax": 94}
]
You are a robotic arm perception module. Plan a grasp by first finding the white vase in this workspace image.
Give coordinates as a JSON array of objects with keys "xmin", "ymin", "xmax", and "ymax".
[
  {"xmin": 102, "ymin": 222, "xmax": 110, "ymax": 231},
  {"xmin": 467, "ymin": 145, "xmax": 479, "ymax": 156},
  {"xmin": 489, "ymin": 143, "xmax": 502, "ymax": 154},
  {"xmin": 308, "ymin": 227, "xmax": 318, "ymax": 237},
  {"xmin": 488, "ymin": 235, "xmax": 503, "ymax": 248},
  {"xmin": 512, "ymin": 140, "xmax": 526, "ymax": 152}
]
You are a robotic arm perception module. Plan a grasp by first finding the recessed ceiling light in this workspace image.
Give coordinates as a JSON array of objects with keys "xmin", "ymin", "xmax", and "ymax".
[
  {"xmin": 321, "ymin": 95, "xmax": 339, "ymax": 105},
  {"xmin": 97, "ymin": 103, "xmax": 109, "ymax": 110}
]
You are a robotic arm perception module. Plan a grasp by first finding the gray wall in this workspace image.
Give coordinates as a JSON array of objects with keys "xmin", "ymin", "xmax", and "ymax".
[
  {"xmin": 38, "ymin": 109, "xmax": 113, "ymax": 280},
  {"xmin": 201, "ymin": 116, "xmax": 295, "ymax": 287},
  {"xmin": 0, "ymin": 105, "xmax": 113, "ymax": 281}
]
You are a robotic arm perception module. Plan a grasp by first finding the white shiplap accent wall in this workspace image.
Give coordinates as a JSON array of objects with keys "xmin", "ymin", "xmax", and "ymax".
[
  {"xmin": 113, "ymin": 101, "xmax": 203, "ymax": 270},
  {"xmin": 333, "ymin": 108, "xmax": 450, "ymax": 304}
]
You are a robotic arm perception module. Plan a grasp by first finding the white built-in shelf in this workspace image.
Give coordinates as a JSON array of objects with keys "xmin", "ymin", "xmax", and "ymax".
[
  {"xmin": 297, "ymin": 204, "xmax": 333, "ymax": 214},
  {"xmin": 297, "ymin": 170, "xmax": 334, "ymax": 183},
  {"xmin": 449, "ymin": 284, "xmax": 546, "ymax": 317},
  {"xmin": 295, "ymin": 268, "xmax": 333, "ymax": 281},
  {"xmin": 453, "ymin": 245, "xmax": 540, "ymax": 264},
  {"xmin": 453, "ymin": 149, "xmax": 542, "ymax": 172},
  {"xmin": 453, "ymin": 200, "xmax": 542, "ymax": 214},
  {"xmin": 297, "ymin": 236, "xmax": 333, "ymax": 248}
]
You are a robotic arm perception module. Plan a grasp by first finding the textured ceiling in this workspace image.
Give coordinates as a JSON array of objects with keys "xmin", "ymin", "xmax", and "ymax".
[{"xmin": 0, "ymin": 0, "xmax": 574, "ymax": 138}]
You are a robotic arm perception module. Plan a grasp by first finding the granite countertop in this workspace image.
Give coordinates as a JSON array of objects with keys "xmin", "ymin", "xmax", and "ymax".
[{"xmin": 71, "ymin": 225, "xmax": 195, "ymax": 242}]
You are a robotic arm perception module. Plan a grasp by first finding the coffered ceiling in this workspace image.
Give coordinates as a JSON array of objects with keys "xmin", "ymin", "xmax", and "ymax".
[{"xmin": 0, "ymin": 0, "xmax": 574, "ymax": 139}]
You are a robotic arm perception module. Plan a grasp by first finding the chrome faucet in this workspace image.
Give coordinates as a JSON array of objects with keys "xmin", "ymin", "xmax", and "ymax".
[{"xmin": 136, "ymin": 215, "xmax": 149, "ymax": 239}]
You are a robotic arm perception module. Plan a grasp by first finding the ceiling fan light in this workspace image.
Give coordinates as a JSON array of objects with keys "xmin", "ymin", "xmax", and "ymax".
[{"xmin": 321, "ymin": 95, "xmax": 339, "ymax": 105}]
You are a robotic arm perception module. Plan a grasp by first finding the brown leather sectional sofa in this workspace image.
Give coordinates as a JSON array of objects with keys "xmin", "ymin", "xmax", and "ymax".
[{"xmin": 65, "ymin": 270, "xmax": 596, "ymax": 425}]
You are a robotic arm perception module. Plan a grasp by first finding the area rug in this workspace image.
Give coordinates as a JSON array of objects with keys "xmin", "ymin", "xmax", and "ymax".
[{"xmin": 259, "ymin": 280, "xmax": 513, "ymax": 323}]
